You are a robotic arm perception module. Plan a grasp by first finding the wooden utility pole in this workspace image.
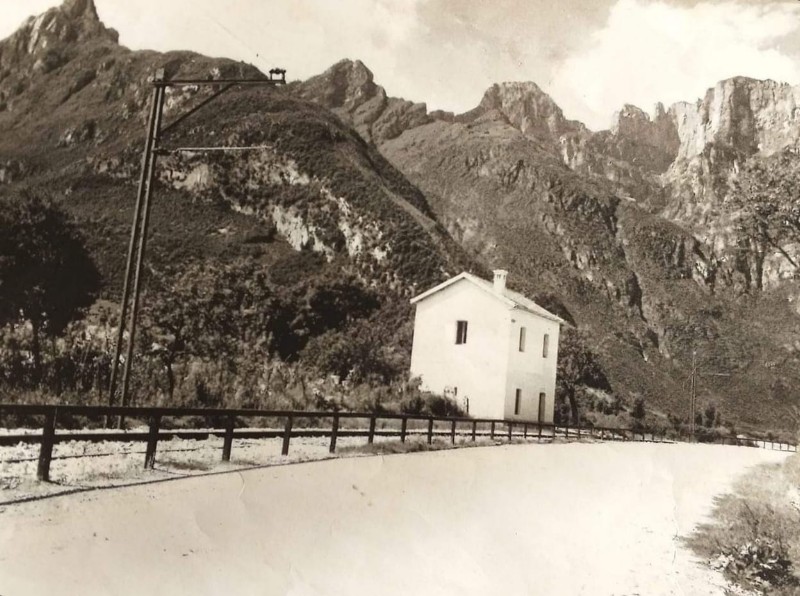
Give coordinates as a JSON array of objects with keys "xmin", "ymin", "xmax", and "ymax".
[
  {"xmin": 690, "ymin": 350, "xmax": 697, "ymax": 440},
  {"xmin": 107, "ymin": 68, "xmax": 286, "ymax": 424}
]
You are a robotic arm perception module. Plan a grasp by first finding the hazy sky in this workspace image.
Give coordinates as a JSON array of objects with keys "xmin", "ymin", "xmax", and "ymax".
[{"xmin": 2, "ymin": 0, "xmax": 800, "ymax": 130}]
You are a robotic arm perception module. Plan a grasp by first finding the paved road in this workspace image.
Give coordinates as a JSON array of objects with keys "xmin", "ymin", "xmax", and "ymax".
[{"xmin": 0, "ymin": 442, "xmax": 788, "ymax": 595}]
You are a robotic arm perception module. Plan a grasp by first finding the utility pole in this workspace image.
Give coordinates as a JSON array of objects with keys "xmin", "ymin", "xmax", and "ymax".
[
  {"xmin": 689, "ymin": 350, "xmax": 697, "ymax": 440},
  {"xmin": 685, "ymin": 348, "xmax": 730, "ymax": 442},
  {"xmin": 107, "ymin": 68, "xmax": 286, "ymax": 426}
]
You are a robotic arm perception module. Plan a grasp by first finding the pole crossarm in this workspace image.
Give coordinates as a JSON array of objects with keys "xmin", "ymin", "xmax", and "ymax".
[
  {"xmin": 153, "ymin": 77, "xmax": 286, "ymax": 87},
  {"xmin": 154, "ymin": 145, "xmax": 274, "ymax": 154}
]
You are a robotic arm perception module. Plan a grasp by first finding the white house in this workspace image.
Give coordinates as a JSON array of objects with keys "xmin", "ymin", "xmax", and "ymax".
[{"xmin": 409, "ymin": 270, "xmax": 563, "ymax": 421}]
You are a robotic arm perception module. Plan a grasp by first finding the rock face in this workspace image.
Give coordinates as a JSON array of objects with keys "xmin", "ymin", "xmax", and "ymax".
[{"xmin": 670, "ymin": 77, "xmax": 800, "ymax": 161}]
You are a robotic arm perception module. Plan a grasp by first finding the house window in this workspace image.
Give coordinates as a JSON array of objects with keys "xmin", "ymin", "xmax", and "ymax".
[
  {"xmin": 518, "ymin": 327, "xmax": 526, "ymax": 352},
  {"xmin": 542, "ymin": 333, "xmax": 550, "ymax": 358},
  {"xmin": 514, "ymin": 389, "xmax": 522, "ymax": 415},
  {"xmin": 456, "ymin": 320, "xmax": 468, "ymax": 344},
  {"xmin": 538, "ymin": 392, "xmax": 546, "ymax": 421}
]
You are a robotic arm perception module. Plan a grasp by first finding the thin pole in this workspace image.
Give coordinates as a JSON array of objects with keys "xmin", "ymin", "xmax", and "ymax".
[
  {"xmin": 107, "ymin": 80, "xmax": 162, "ymax": 413},
  {"xmin": 690, "ymin": 350, "xmax": 697, "ymax": 440},
  {"xmin": 119, "ymin": 74, "xmax": 166, "ymax": 414}
]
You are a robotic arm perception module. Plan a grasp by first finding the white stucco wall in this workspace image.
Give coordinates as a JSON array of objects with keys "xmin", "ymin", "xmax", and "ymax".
[
  {"xmin": 503, "ymin": 311, "xmax": 560, "ymax": 423},
  {"xmin": 409, "ymin": 280, "xmax": 509, "ymax": 419},
  {"xmin": 409, "ymin": 279, "xmax": 560, "ymax": 422}
]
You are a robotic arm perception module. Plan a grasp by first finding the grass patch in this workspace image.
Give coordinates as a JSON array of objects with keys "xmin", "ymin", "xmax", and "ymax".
[
  {"xmin": 686, "ymin": 454, "xmax": 800, "ymax": 594},
  {"xmin": 339, "ymin": 437, "xmax": 507, "ymax": 456},
  {"xmin": 158, "ymin": 459, "xmax": 215, "ymax": 472}
]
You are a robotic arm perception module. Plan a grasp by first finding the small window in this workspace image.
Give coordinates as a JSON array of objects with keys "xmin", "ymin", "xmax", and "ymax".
[
  {"xmin": 542, "ymin": 333, "xmax": 550, "ymax": 358},
  {"xmin": 456, "ymin": 320, "xmax": 468, "ymax": 344},
  {"xmin": 518, "ymin": 327, "xmax": 526, "ymax": 352},
  {"xmin": 514, "ymin": 389, "xmax": 522, "ymax": 415}
]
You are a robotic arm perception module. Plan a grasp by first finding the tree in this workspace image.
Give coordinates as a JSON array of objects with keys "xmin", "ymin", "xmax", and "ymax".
[
  {"xmin": 556, "ymin": 328, "xmax": 611, "ymax": 424},
  {"xmin": 0, "ymin": 191, "xmax": 100, "ymax": 380},
  {"xmin": 726, "ymin": 147, "xmax": 800, "ymax": 286},
  {"xmin": 631, "ymin": 395, "xmax": 646, "ymax": 431},
  {"xmin": 301, "ymin": 319, "xmax": 403, "ymax": 384},
  {"xmin": 141, "ymin": 260, "xmax": 291, "ymax": 399}
]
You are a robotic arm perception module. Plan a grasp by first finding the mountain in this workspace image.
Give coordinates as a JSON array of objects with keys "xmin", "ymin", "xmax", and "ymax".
[
  {"xmin": 0, "ymin": 1, "xmax": 478, "ymax": 293},
  {"xmin": 0, "ymin": 1, "xmax": 480, "ymax": 409},
  {"xmin": 2, "ymin": 1, "xmax": 798, "ymax": 431},
  {"xmin": 300, "ymin": 61, "xmax": 800, "ymax": 431}
]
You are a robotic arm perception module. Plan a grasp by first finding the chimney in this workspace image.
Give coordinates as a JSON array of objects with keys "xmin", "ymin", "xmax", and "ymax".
[{"xmin": 493, "ymin": 269, "xmax": 508, "ymax": 294}]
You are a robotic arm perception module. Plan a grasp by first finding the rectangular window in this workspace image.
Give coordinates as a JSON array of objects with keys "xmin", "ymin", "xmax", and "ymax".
[
  {"xmin": 538, "ymin": 392, "xmax": 546, "ymax": 421},
  {"xmin": 542, "ymin": 333, "xmax": 550, "ymax": 358},
  {"xmin": 514, "ymin": 389, "xmax": 522, "ymax": 415},
  {"xmin": 456, "ymin": 320, "xmax": 468, "ymax": 344},
  {"xmin": 518, "ymin": 327, "xmax": 526, "ymax": 352}
]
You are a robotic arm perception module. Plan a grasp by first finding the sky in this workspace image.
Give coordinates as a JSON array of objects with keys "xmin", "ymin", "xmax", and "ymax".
[{"xmin": 2, "ymin": 0, "xmax": 800, "ymax": 130}]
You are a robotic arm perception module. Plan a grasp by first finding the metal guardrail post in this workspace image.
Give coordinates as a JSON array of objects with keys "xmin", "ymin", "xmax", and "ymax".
[
  {"xmin": 400, "ymin": 417, "xmax": 407, "ymax": 443},
  {"xmin": 490, "ymin": 421, "xmax": 495, "ymax": 440},
  {"xmin": 523, "ymin": 423, "xmax": 528, "ymax": 439},
  {"xmin": 538, "ymin": 423, "xmax": 543, "ymax": 442},
  {"xmin": 36, "ymin": 408, "xmax": 57, "ymax": 482},
  {"xmin": 144, "ymin": 414, "xmax": 161, "ymax": 469},
  {"xmin": 450, "ymin": 419, "xmax": 456, "ymax": 444},
  {"xmin": 508, "ymin": 422, "xmax": 513, "ymax": 441},
  {"xmin": 330, "ymin": 415, "xmax": 339, "ymax": 453},
  {"xmin": 471, "ymin": 420, "xmax": 477, "ymax": 442},
  {"xmin": 427, "ymin": 417, "xmax": 434, "ymax": 445},
  {"xmin": 368, "ymin": 416, "xmax": 376, "ymax": 444},
  {"xmin": 282, "ymin": 416, "xmax": 293, "ymax": 456},
  {"xmin": 222, "ymin": 415, "xmax": 235, "ymax": 462}
]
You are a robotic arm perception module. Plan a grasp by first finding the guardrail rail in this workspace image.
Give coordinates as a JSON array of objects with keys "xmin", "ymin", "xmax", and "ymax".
[{"xmin": 0, "ymin": 404, "xmax": 794, "ymax": 482}]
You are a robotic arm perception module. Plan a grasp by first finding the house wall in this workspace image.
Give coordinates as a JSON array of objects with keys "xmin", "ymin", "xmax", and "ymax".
[
  {"xmin": 409, "ymin": 280, "xmax": 509, "ymax": 419},
  {"xmin": 502, "ymin": 310, "xmax": 561, "ymax": 422}
]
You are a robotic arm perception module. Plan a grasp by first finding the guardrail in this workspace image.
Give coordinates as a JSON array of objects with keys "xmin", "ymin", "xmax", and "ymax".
[{"xmin": 0, "ymin": 404, "xmax": 794, "ymax": 482}]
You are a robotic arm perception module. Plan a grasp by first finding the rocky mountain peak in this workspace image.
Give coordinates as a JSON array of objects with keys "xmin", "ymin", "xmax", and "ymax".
[
  {"xmin": 299, "ymin": 58, "xmax": 383, "ymax": 111},
  {"xmin": 471, "ymin": 81, "xmax": 579, "ymax": 139},
  {"xmin": 297, "ymin": 59, "xmax": 434, "ymax": 145},
  {"xmin": 0, "ymin": 0, "xmax": 118, "ymax": 75},
  {"xmin": 611, "ymin": 104, "xmax": 650, "ymax": 133},
  {"xmin": 62, "ymin": 0, "xmax": 101, "ymax": 20},
  {"xmin": 610, "ymin": 102, "xmax": 680, "ymax": 162}
]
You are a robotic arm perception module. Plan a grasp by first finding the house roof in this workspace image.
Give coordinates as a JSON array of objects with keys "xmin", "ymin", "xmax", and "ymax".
[{"xmin": 410, "ymin": 272, "xmax": 565, "ymax": 324}]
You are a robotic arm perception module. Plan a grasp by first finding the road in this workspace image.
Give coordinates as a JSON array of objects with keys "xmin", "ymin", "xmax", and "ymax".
[{"xmin": 0, "ymin": 442, "xmax": 788, "ymax": 595}]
